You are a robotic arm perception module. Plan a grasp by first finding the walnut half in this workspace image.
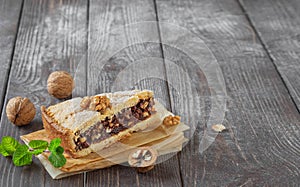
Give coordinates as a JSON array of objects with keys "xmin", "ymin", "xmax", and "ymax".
[
  {"xmin": 163, "ymin": 115, "xmax": 181, "ymax": 126},
  {"xmin": 80, "ymin": 95, "xmax": 111, "ymax": 114},
  {"xmin": 128, "ymin": 147, "xmax": 157, "ymax": 173}
]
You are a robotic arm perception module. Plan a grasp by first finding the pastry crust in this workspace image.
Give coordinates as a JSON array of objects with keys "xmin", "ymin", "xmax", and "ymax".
[
  {"xmin": 41, "ymin": 90, "xmax": 158, "ymax": 158},
  {"xmin": 41, "ymin": 106, "xmax": 92, "ymax": 157}
]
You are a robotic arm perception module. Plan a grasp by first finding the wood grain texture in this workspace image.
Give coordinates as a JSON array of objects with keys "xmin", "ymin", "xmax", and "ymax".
[
  {"xmin": 156, "ymin": 0, "xmax": 300, "ymax": 186},
  {"xmin": 0, "ymin": 0, "xmax": 23, "ymax": 116},
  {"xmin": 87, "ymin": 0, "xmax": 182, "ymax": 186},
  {"xmin": 239, "ymin": 0, "xmax": 300, "ymax": 110},
  {"xmin": 0, "ymin": 0, "xmax": 87, "ymax": 186},
  {"xmin": 1, "ymin": 0, "xmax": 299, "ymax": 186}
]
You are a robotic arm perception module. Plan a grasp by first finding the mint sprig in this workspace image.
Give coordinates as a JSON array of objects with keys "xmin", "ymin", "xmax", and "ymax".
[{"xmin": 0, "ymin": 136, "xmax": 66, "ymax": 168}]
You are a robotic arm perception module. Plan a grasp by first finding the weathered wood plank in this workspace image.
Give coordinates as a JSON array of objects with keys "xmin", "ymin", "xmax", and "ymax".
[
  {"xmin": 0, "ymin": 0, "xmax": 87, "ymax": 186},
  {"xmin": 86, "ymin": 0, "xmax": 182, "ymax": 186},
  {"xmin": 0, "ymin": 0, "xmax": 23, "ymax": 117},
  {"xmin": 239, "ymin": 0, "xmax": 300, "ymax": 110},
  {"xmin": 156, "ymin": 0, "xmax": 300, "ymax": 186}
]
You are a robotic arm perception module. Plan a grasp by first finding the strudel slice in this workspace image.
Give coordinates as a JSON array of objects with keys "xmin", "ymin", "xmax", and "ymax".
[{"xmin": 41, "ymin": 90, "xmax": 161, "ymax": 158}]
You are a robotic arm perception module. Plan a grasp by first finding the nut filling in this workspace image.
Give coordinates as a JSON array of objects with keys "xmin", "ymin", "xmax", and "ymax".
[{"xmin": 74, "ymin": 98, "xmax": 155, "ymax": 151}]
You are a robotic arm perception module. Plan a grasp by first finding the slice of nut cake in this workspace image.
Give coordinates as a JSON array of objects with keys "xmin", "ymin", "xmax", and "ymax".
[{"xmin": 41, "ymin": 90, "xmax": 160, "ymax": 158}]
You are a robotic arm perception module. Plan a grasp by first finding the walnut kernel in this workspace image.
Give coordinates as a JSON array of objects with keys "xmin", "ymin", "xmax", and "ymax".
[
  {"xmin": 93, "ymin": 96, "xmax": 111, "ymax": 112},
  {"xmin": 81, "ymin": 95, "xmax": 111, "ymax": 114},
  {"xmin": 128, "ymin": 147, "xmax": 157, "ymax": 173},
  {"xmin": 212, "ymin": 124, "xmax": 226, "ymax": 132},
  {"xmin": 163, "ymin": 115, "xmax": 181, "ymax": 126}
]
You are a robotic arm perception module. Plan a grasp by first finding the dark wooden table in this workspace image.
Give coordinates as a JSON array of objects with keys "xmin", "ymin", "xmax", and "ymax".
[{"xmin": 0, "ymin": 0, "xmax": 299, "ymax": 186}]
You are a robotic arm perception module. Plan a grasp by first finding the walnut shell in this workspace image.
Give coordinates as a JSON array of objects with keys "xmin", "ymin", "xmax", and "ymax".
[
  {"xmin": 47, "ymin": 71, "xmax": 74, "ymax": 99},
  {"xmin": 6, "ymin": 97, "xmax": 36, "ymax": 126}
]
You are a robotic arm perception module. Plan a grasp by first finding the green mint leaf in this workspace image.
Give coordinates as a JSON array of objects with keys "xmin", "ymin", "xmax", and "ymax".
[
  {"xmin": 29, "ymin": 140, "xmax": 48, "ymax": 150},
  {"xmin": 55, "ymin": 146, "xmax": 64, "ymax": 155},
  {"xmin": 48, "ymin": 138, "xmax": 61, "ymax": 152},
  {"xmin": 0, "ymin": 144, "xmax": 10, "ymax": 156},
  {"xmin": 48, "ymin": 152, "xmax": 66, "ymax": 168},
  {"xmin": 1, "ymin": 136, "xmax": 20, "ymax": 156},
  {"xmin": 12, "ymin": 144, "xmax": 32, "ymax": 166},
  {"xmin": 30, "ymin": 149, "xmax": 45, "ymax": 155},
  {"xmin": 1, "ymin": 136, "xmax": 66, "ymax": 168}
]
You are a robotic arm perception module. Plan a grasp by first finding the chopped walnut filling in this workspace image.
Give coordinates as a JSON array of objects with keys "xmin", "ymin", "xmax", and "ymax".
[
  {"xmin": 74, "ymin": 134, "xmax": 89, "ymax": 151},
  {"xmin": 131, "ymin": 98, "xmax": 155, "ymax": 120},
  {"xmin": 74, "ymin": 98, "xmax": 155, "ymax": 151}
]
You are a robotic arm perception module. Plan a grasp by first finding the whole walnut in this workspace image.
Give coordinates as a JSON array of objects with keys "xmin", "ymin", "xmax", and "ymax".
[
  {"xmin": 47, "ymin": 71, "xmax": 74, "ymax": 99},
  {"xmin": 6, "ymin": 97, "xmax": 36, "ymax": 126}
]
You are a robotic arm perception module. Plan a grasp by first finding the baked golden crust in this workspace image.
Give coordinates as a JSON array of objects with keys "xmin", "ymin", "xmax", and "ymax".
[{"xmin": 41, "ymin": 106, "xmax": 92, "ymax": 158}]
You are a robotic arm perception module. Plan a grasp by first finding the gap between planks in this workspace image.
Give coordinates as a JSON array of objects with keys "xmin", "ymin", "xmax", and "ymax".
[
  {"xmin": 152, "ymin": 0, "xmax": 185, "ymax": 186},
  {"xmin": 237, "ymin": 0, "xmax": 300, "ymax": 114},
  {"xmin": 0, "ymin": 0, "xmax": 24, "ymax": 120}
]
